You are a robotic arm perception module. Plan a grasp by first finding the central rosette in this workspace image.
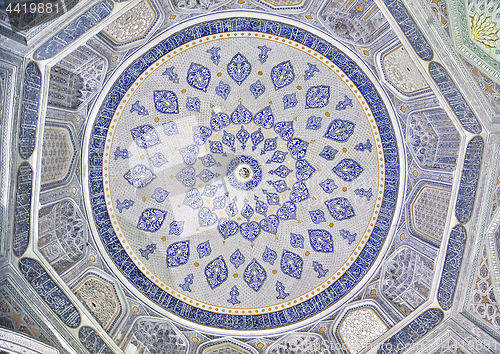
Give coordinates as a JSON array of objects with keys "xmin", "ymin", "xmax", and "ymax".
[{"xmin": 226, "ymin": 155, "xmax": 262, "ymax": 190}]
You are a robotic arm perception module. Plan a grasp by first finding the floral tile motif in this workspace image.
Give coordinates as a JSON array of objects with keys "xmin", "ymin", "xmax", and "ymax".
[
  {"xmin": 163, "ymin": 121, "xmax": 178, "ymax": 135},
  {"xmin": 150, "ymin": 152, "xmax": 168, "ymax": 167},
  {"xmin": 151, "ymin": 187, "xmax": 169, "ymax": 202},
  {"xmin": 230, "ymin": 249, "xmax": 245, "ymax": 268},
  {"xmin": 262, "ymin": 246, "xmax": 277, "ymax": 264},
  {"xmin": 198, "ymin": 207, "xmax": 217, "ymax": 227},
  {"xmin": 210, "ymin": 111, "xmax": 231, "ymax": 131},
  {"xmin": 306, "ymin": 116, "xmax": 322, "ymax": 130},
  {"xmin": 320, "ymin": 179, "xmax": 338, "ymax": 193},
  {"xmin": 192, "ymin": 126, "xmax": 212, "ymax": 146},
  {"xmin": 240, "ymin": 221, "xmax": 261, "ymax": 241},
  {"xmin": 274, "ymin": 121, "xmax": 294, "ymax": 141},
  {"xmin": 205, "ymin": 256, "xmax": 228, "ymax": 289},
  {"xmin": 324, "ymin": 120, "xmax": 355, "ymax": 142},
  {"xmin": 186, "ymin": 97, "xmax": 200, "ymax": 111},
  {"xmin": 250, "ymin": 80, "xmax": 265, "ymax": 98},
  {"xmin": 280, "ymin": 250, "xmax": 303, "ymax": 279},
  {"xmin": 169, "ymin": 221, "xmax": 184, "ymax": 235},
  {"xmin": 123, "ymin": 165, "xmax": 156, "ymax": 188},
  {"xmin": 325, "ymin": 198, "xmax": 356, "ymax": 220},
  {"xmin": 197, "ymin": 240, "xmax": 212, "ymax": 258},
  {"xmin": 227, "ymin": 53, "xmax": 251, "ymax": 85},
  {"xmin": 218, "ymin": 219, "xmax": 238, "ymax": 239},
  {"xmin": 283, "ymin": 93, "xmax": 298, "ymax": 109},
  {"xmin": 244, "ymin": 259, "xmax": 267, "ymax": 291},
  {"xmin": 187, "ymin": 63, "xmax": 211, "ymax": 91},
  {"xmin": 271, "ymin": 61, "xmax": 294, "ymax": 89},
  {"xmin": 215, "ymin": 81, "xmax": 231, "ymax": 100},
  {"xmin": 308, "ymin": 230, "xmax": 334, "ymax": 252},
  {"xmin": 332, "ymin": 159, "xmax": 364, "ymax": 182},
  {"xmin": 290, "ymin": 233, "xmax": 305, "ymax": 248},
  {"xmin": 130, "ymin": 125, "xmax": 161, "ymax": 148},
  {"xmin": 254, "ymin": 106, "xmax": 274, "ymax": 129},
  {"xmin": 167, "ymin": 241, "xmax": 190, "ymax": 267},
  {"xmin": 137, "ymin": 208, "xmax": 166, "ymax": 232},
  {"xmin": 176, "ymin": 167, "xmax": 196, "ymax": 187},
  {"xmin": 231, "ymin": 104, "xmax": 252, "ymax": 124},
  {"xmin": 154, "ymin": 90, "xmax": 178, "ymax": 114},
  {"xmin": 305, "ymin": 86, "xmax": 330, "ymax": 109},
  {"xmin": 179, "ymin": 144, "xmax": 199, "ymax": 165}
]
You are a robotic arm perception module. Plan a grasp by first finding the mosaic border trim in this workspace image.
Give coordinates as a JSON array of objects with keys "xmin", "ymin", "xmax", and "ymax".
[
  {"xmin": 18, "ymin": 258, "xmax": 81, "ymax": 328},
  {"xmin": 88, "ymin": 17, "xmax": 400, "ymax": 330},
  {"xmin": 0, "ymin": 328, "xmax": 59, "ymax": 354},
  {"xmin": 454, "ymin": 136, "xmax": 484, "ymax": 224},
  {"xmin": 429, "ymin": 61, "xmax": 482, "ymax": 134},
  {"xmin": 78, "ymin": 326, "xmax": 113, "ymax": 354},
  {"xmin": 13, "ymin": 162, "xmax": 32, "ymax": 257},
  {"xmin": 378, "ymin": 308, "xmax": 444, "ymax": 354},
  {"xmin": 19, "ymin": 62, "xmax": 40, "ymax": 160},
  {"xmin": 437, "ymin": 224, "xmax": 466, "ymax": 310}
]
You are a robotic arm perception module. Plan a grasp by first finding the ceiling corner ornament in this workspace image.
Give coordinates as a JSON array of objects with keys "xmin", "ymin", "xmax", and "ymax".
[
  {"xmin": 470, "ymin": 12, "xmax": 500, "ymax": 49},
  {"xmin": 85, "ymin": 15, "xmax": 402, "ymax": 333},
  {"xmin": 449, "ymin": 0, "xmax": 500, "ymax": 83}
]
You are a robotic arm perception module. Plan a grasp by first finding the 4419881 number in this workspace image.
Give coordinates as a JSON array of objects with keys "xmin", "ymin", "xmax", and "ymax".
[{"xmin": 6, "ymin": 2, "xmax": 60, "ymax": 14}]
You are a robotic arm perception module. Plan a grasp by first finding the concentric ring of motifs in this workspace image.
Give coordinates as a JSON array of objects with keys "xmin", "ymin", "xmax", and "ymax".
[{"xmin": 101, "ymin": 32, "xmax": 386, "ymax": 315}]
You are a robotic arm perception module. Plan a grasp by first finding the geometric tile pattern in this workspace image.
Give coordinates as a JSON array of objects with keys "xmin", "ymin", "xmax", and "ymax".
[
  {"xmin": 411, "ymin": 186, "xmax": 451, "ymax": 243},
  {"xmin": 74, "ymin": 277, "xmax": 119, "ymax": 330},
  {"xmin": 339, "ymin": 307, "xmax": 389, "ymax": 354},
  {"xmin": 382, "ymin": 247, "xmax": 434, "ymax": 314},
  {"xmin": 468, "ymin": 245, "xmax": 500, "ymax": 332}
]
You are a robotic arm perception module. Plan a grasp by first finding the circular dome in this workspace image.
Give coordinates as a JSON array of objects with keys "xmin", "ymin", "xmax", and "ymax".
[{"xmin": 85, "ymin": 14, "xmax": 402, "ymax": 334}]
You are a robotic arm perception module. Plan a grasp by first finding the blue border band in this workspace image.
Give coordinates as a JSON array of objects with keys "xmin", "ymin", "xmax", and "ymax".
[
  {"xmin": 13, "ymin": 162, "xmax": 32, "ymax": 257},
  {"xmin": 455, "ymin": 136, "xmax": 484, "ymax": 224},
  {"xmin": 438, "ymin": 224, "xmax": 466, "ymax": 310},
  {"xmin": 19, "ymin": 258, "xmax": 81, "ymax": 328},
  {"xmin": 429, "ymin": 62, "xmax": 482, "ymax": 134},
  {"xmin": 19, "ymin": 62, "xmax": 40, "ymax": 160}
]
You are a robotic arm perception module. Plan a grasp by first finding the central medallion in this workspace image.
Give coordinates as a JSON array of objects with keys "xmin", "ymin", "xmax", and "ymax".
[
  {"xmin": 227, "ymin": 155, "xmax": 262, "ymax": 190},
  {"xmin": 87, "ymin": 16, "xmax": 401, "ymax": 333}
]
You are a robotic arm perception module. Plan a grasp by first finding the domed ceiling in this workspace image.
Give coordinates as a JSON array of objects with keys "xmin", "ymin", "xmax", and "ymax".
[
  {"xmin": 86, "ymin": 15, "xmax": 402, "ymax": 333},
  {"xmin": 0, "ymin": 0, "xmax": 499, "ymax": 353}
]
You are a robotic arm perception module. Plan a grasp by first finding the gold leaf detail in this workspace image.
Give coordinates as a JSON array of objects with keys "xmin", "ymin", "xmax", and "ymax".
[{"xmin": 470, "ymin": 12, "xmax": 500, "ymax": 49}]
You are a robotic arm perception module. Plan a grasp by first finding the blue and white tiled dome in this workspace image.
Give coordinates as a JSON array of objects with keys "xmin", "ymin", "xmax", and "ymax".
[{"xmin": 87, "ymin": 16, "xmax": 401, "ymax": 332}]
